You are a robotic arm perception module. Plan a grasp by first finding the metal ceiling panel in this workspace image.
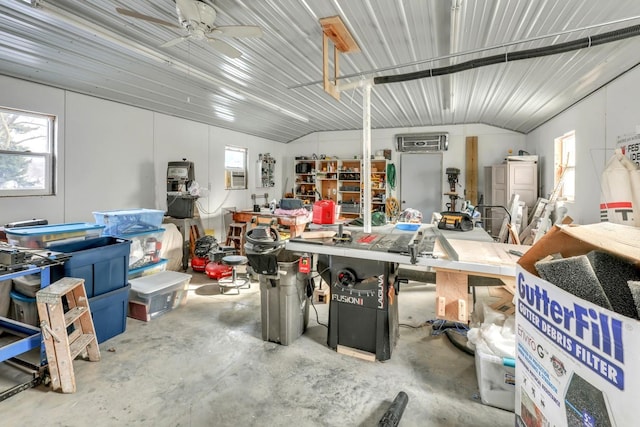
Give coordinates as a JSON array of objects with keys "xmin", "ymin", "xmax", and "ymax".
[{"xmin": 1, "ymin": 0, "xmax": 639, "ymax": 143}]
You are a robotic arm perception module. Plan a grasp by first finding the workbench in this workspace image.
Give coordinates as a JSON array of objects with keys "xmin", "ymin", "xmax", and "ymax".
[
  {"xmin": 285, "ymin": 224, "xmax": 526, "ymax": 322},
  {"xmin": 0, "ymin": 264, "xmax": 52, "ymax": 401},
  {"xmin": 231, "ymin": 210, "xmax": 311, "ymax": 238}
]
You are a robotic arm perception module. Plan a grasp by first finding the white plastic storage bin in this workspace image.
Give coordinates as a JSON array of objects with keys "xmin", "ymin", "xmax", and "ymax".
[
  {"xmin": 128, "ymin": 271, "xmax": 191, "ymax": 321},
  {"xmin": 1, "ymin": 279, "xmax": 11, "ymax": 318},
  {"xmin": 475, "ymin": 346, "xmax": 516, "ymax": 412},
  {"xmin": 10, "ymin": 290, "xmax": 38, "ymax": 327},
  {"xmin": 12, "ymin": 273, "xmax": 41, "ymax": 297}
]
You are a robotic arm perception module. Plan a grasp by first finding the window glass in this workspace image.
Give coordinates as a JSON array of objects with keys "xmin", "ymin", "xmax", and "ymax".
[
  {"xmin": 0, "ymin": 108, "xmax": 55, "ymax": 196},
  {"xmin": 224, "ymin": 146, "xmax": 247, "ymax": 190},
  {"xmin": 225, "ymin": 147, "xmax": 246, "ymax": 169},
  {"xmin": 554, "ymin": 131, "xmax": 575, "ymax": 202}
]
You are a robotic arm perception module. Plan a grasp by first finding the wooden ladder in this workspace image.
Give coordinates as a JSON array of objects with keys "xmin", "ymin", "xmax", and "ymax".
[
  {"xmin": 225, "ymin": 223, "xmax": 247, "ymax": 255},
  {"xmin": 36, "ymin": 277, "xmax": 100, "ymax": 393}
]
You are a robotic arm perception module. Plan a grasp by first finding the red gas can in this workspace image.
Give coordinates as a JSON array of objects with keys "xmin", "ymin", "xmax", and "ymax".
[{"xmin": 313, "ymin": 200, "xmax": 336, "ymax": 224}]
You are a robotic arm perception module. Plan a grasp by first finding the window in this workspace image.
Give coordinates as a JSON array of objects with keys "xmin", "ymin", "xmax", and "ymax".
[
  {"xmin": 554, "ymin": 131, "xmax": 575, "ymax": 202},
  {"xmin": 0, "ymin": 107, "xmax": 55, "ymax": 197},
  {"xmin": 224, "ymin": 145, "xmax": 247, "ymax": 190}
]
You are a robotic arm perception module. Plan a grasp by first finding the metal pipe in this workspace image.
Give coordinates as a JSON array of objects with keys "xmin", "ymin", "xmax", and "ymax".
[
  {"xmin": 288, "ymin": 16, "xmax": 640, "ymax": 90},
  {"xmin": 362, "ymin": 82, "xmax": 372, "ymax": 233}
]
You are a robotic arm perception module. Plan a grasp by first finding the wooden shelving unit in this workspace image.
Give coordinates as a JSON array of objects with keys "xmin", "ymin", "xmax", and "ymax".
[
  {"xmin": 293, "ymin": 157, "xmax": 389, "ymax": 219},
  {"xmin": 370, "ymin": 159, "xmax": 388, "ymax": 216}
]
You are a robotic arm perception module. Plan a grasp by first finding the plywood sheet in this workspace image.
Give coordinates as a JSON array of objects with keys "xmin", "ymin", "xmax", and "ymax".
[{"xmin": 437, "ymin": 239, "xmax": 529, "ymax": 266}]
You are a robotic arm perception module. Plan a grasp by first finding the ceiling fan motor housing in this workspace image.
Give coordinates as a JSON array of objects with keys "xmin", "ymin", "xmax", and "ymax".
[{"xmin": 176, "ymin": 0, "xmax": 217, "ymax": 32}]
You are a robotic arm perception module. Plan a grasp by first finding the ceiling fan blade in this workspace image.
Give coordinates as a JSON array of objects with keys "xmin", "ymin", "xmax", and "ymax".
[
  {"xmin": 206, "ymin": 38, "xmax": 243, "ymax": 59},
  {"xmin": 115, "ymin": 7, "xmax": 180, "ymax": 29},
  {"xmin": 214, "ymin": 26, "xmax": 263, "ymax": 38},
  {"xmin": 160, "ymin": 35, "xmax": 191, "ymax": 48}
]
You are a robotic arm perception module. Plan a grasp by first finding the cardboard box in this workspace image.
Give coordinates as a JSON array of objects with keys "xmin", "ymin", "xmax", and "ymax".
[{"xmin": 515, "ymin": 223, "xmax": 640, "ymax": 427}]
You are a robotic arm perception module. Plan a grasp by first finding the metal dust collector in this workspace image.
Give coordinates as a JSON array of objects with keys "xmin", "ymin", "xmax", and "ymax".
[{"xmin": 166, "ymin": 159, "xmax": 198, "ymax": 219}]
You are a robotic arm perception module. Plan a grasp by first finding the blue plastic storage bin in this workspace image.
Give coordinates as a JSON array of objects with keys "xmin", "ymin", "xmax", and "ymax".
[
  {"xmin": 5, "ymin": 222, "xmax": 105, "ymax": 249},
  {"xmin": 49, "ymin": 237, "xmax": 131, "ymax": 298},
  {"xmin": 93, "ymin": 208, "xmax": 165, "ymax": 235},
  {"xmin": 88, "ymin": 284, "xmax": 130, "ymax": 344}
]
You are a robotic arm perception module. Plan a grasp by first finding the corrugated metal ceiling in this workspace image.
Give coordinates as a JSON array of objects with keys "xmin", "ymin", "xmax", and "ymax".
[{"xmin": 1, "ymin": 0, "xmax": 639, "ymax": 143}]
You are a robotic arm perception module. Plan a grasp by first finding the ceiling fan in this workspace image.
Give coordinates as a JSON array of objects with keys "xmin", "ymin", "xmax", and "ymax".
[{"xmin": 116, "ymin": 0, "xmax": 263, "ymax": 58}]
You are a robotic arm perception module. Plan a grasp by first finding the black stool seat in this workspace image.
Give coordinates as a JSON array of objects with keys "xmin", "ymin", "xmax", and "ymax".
[
  {"xmin": 219, "ymin": 256, "xmax": 250, "ymax": 295},
  {"xmin": 222, "ymin": 255, "xmax": 248, "ymax": 266}
]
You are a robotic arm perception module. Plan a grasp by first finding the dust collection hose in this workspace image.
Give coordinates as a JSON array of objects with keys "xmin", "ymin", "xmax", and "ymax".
[
  {"xmin": 378, "ymin": 391, "xmax": 409, "ymax": 427},
  {"xmin": 374, "ymin": 24, "xmax": 640, "ymax": 85}
]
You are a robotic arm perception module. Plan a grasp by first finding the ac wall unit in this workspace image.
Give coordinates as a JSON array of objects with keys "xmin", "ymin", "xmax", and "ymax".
[
  {"xmin": 396, "ymin": 132, "xmax": 449, "ymax": 152},
  {"xmin": 225, "ymin": 170, "xmax": 246, "ymax": 189}
]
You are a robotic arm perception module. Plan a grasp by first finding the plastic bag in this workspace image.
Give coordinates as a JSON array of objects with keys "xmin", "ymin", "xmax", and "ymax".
[
  {"xmin": 398, "ymin": 208, "xmax": 423, "ymax": 223},
  {"xmin": 600, "ymin": 148, "xmax": 640, "ymax": 226}
]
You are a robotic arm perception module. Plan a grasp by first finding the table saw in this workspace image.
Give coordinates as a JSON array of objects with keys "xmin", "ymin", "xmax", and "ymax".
[{"xmin": 285, "ymin": 223, "xmax": 527, "ymax": 360}]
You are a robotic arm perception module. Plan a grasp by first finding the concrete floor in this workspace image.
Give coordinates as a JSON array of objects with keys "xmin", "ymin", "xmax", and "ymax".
[{"xmin": 1, "ymin": 267, "xmax": 515, "ymax": 426}]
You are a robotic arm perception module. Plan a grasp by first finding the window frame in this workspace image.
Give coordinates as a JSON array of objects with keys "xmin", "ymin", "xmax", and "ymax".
[
  {"xmin": 224, "ymin": 145, "xmax": 247, "ymax": 190},
  {"xmin": 0, "ymin": 107, "xmax": 56, "ymax": 197},
  {"xmin": 554, "ymin": 130, "xmax": 575, "ymax": 202}
]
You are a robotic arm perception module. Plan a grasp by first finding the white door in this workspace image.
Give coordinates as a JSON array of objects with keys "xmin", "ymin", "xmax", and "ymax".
[{"xmin": 399, "ymin": 153, "xmax": 443, "ymax": 223}]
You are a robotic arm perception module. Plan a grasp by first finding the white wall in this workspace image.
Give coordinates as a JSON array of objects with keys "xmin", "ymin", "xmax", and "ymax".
[
  {"xmin": 286, "ymin": 124, "xmax": 527, "ymax": 210},
  {"xmin": 17, "ymin": 72, "xmax": 623, "ymax": 235},
  {"xmin": 0, "ymin": 76, "xmax": 283, "ymax": 239},
  {"xmin": 526, "ymin": 65, "xmax": 640, "ymax": 225}
]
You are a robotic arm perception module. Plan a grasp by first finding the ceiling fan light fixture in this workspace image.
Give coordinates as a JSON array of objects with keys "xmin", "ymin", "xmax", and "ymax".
[
  {"xmin": 42, "ymin": 1, "xmax": 307, "ymax": 123},
  {"xmin": 116, "ymin": 0, "xmax": 262, "ymax": 58}
]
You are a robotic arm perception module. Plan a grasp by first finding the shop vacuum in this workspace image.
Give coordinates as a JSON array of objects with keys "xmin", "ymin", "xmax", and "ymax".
[{"xmin": 245, "ymin": 226, "xmax": 312, "ymax": 346}]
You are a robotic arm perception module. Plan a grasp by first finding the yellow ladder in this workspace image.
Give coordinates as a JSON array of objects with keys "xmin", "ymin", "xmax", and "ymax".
[{"xmin": 36, "ymin": 277, "xmax": 100, "ymax": 393}]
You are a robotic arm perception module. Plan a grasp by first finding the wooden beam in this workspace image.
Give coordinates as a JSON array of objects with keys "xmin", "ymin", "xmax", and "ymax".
[
  {"xmin": 337, "ymin": 344, "xmax": 376, "ymax": 362},
  {"xmin": 322, "ymin": 33, "xmax": 340, "ymax": 101},
  {"xmin": 465, "ymin": 136, "xmax": 478, "ymax": 205},
  {"xmin": 320, "ymin": 15, "xmax": 359, "ymax": 101},
  {"xmin": 319, "ymin": 16, "xmax": 360, "ymax": 53}
]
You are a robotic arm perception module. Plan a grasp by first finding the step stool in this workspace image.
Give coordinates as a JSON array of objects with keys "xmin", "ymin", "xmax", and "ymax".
[
  {"xmin": 218, "ymin": 255, "xmax": 250, "ymax": 295},
  {"xmin": 225, "ymin": 223, "xmax": 247, "ymax": 256},
  {"xmin": 36, "ymin": 277, "xmax": 100, "ymax": 393}
]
